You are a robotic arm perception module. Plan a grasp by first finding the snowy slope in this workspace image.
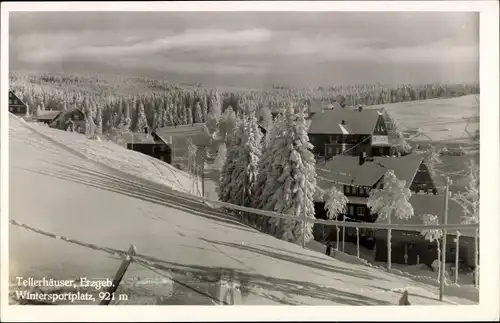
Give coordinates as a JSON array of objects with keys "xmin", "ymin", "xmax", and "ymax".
[
  {"xmin": 20, "ymin": 119, "xmax": 201, "ymax": 196},
  {"xmin": 9, "ymin": 114, "xmax": 478, "ymax": 305}
]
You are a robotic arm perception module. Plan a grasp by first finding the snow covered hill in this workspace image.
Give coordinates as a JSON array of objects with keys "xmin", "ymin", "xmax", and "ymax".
[{"xmin": 9, "ymin": 114, "xmax": 478, "ymax": 306}]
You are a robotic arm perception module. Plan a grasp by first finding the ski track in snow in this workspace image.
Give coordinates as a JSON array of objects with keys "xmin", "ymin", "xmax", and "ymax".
[{"xmin": 8, "ymin": 114, "xmax": 478, "ymax": 305}]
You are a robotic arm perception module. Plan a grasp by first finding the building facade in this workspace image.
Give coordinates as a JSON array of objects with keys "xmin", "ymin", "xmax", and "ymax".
[
  {"xmin": 308, "ymin": 106, "xmax": 391, "ymax": 160},
  {"xmin": 314, "ymin": 153, "xmax": 437, "ymax": 249},
  {"xmin": 8, "ymin": 91, "xmax": 28, "ymax": 116},
  {"xmin": 49, "ymin": 108, "xmax": 87, "ymax": 133}
]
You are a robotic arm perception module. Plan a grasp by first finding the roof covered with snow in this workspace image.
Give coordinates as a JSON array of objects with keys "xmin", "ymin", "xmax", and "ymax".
[
  {"xmin": 119, "ymin": 132, "xmax": 156, "ymax": 144},
  {"xmin": 308, "ymin": 108, "xmax": 382, "ymax": 135},
  {"xmin": 316, "ymin": 154, "xmax": 424, "ymax": 190},
  {"xmin": 37, "ymin": 110, "xmax": 62, "ymax": 121},
  {"xmin": 154, "ymin": 123, "xmax": 212, "ymax": 147}
]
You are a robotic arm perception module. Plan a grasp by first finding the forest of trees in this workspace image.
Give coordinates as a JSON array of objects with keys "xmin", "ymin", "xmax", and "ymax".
[
  {"xmin": 8, "ymin": 71, "xmax": 480, "ymax": 247},
  {"xmin": 9, "ymin": 71, "xmax": 480, "ymax": 142}
]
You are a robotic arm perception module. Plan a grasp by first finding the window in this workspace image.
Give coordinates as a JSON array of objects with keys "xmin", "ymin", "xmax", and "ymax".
[
  {"xmin": 378, "ymin": 147, "xmax": 384, "ymax": 155},
  {"xmin": 14, "ymin": 99, "xmax": 18, "ymax": 105},
  {"xmin": 349, "ymin": 205, "xmax": 354, "ymax": 215},
  {"xmin": 328, "ymin": 146, "xmax": 333, "ymax": 154},
  {"xmin": 9, "ymin": 92, "xmax": 12, "ymax": 98},
  {"xmin": 359, "ymin": 187, "xmax": 365, "ymax": 196},
  {"xmin": 357, "ymin": 206, "xmax": 364, "ymax": 216},
  {"xmin": 345, "ymin": 185, "xmax": 350, "ymax": 194},
  {"xmin": 335, "ymin": 147, "xmax": 340, "ymax": 155},
  {"xmin": 9, "ymin": 107, "xmax": 13, "ymax": 112},
  {"xmin": 9, "ymin": 99, "xmax": 12, "ymax": 105},
  {"xmin": 17, "ymin": 107, "xmax": 21, "ymax": 113}
]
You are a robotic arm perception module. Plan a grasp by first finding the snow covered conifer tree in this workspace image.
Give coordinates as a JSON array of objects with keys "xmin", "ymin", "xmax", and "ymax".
[
  {"xmin": 258, "ymin": 103, "xmax": 317, "ymax": 244},
  {"xmin": 201, "ymin": 95, "xmax": 209, "ymax": 123},
  {"xmin": 324, "ymin": 185, "xmax": 349, "ymax": 251},
  {"xmin": 252, "ymin": 112, "xmax": 284, "ymax": 227},
  {"xmin": 135, "ymin": 101, "xmax": 149, "ymax": 133},
  {"xmin": 95, "ymin": 102, "xmax": 103, "ymax": 136},
  {"xmin": 194, "ymin": 101, "xmax": 203, "ymax": 123},
  {"xmin": 214, "ymin": 143, "xmax": 227, "ymax": 172},
  {"xmin": 186, "ymin": 101, "xmax": 193, "ymax": 125},
  {"xmin": 219, "ymin": 105, "xmax": 237, "ymax": 142},
  {"xmin": 123, "ymin": 99, "xmax": 131, "ymax": 132},
  {"xmin": 207, "ymin": 90, "xmax": 222, "ymax": 133},
  {"xmin": 219, "ymin": 115, "xmax": 244, "ymax": 204},
  {"xmin": 367, "ymin": 169, "xmax": 414, "ymax": 270},
  {"xmin": 234, "ymin": 107, "xmax": 263, "ymax": 220}
]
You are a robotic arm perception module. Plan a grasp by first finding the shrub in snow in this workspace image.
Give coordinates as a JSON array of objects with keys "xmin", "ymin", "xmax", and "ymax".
[
  {"xmin": 421, "ymin": 214, "xmax": 444, "ymax": 279},
  {"xmin": 324, "ymin": 185, "xmax": 348, "ymax": 250},
  {"xmin": 452, "ymin": 160, "xmax": 479, "ymax": 286},
  {"xmin": 367, "ymin": 170, "xmax": 414, "ymax": 270}
]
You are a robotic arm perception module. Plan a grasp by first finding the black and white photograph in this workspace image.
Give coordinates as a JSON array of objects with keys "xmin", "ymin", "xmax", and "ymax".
[{"xmin": 1, "ymin": 1, "xmax": 498, "ymax": 321}]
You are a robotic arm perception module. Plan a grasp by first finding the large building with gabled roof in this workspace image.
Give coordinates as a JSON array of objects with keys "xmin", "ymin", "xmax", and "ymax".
[{"xmin": 308, "ymin": 105, "xmax": 391, "ymax": 159}]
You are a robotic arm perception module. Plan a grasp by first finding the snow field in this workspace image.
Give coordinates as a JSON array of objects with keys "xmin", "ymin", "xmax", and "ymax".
[{"xmin": 8, "ymin": 113, "xmax": 478, "ymax": 305}]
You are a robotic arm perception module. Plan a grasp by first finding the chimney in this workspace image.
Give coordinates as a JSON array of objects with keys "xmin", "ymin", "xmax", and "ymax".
[
  {"xmin": 359, "ymin": 151, "xmax": 367, "ymax": 165},
  {"xmin": 341, "ymin": 119, "xmax": 346, "ymax": 125}
]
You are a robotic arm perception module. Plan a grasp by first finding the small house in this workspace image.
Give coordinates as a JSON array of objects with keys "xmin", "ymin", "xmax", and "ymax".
[
  {"xmin": 121, "ymin": 128, "xmax": 172, "ymax": 164},
  {"xmin": 8, "ymin": 91, "xmax": 28, "ymax": 116},
  {"xmin": 49, "ymin": 108, "xmax": 87, "ymax": 133},
  {"xmin": 37, "ymin": 111, "xmax": 62, "ymax": 125},
  {"xmin": 153, "ymin": 123, "xmax": 216, "ymax": 167}
]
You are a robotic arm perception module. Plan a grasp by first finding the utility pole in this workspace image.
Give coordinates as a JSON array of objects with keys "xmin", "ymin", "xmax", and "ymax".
[
  {"xmin": 387, "ymin": 209, "xmax": 392, "ymax": 271},
  {"xmin": 455, "ymin": 231, "xmax": 460, "ymax": 284},
  {"xmin": 440, "ymin": 176, "xmax": 450, "ymax": 301},
  {"xmin": 242, "ymin": 169, "xmax": 247, "ymax": 222}
]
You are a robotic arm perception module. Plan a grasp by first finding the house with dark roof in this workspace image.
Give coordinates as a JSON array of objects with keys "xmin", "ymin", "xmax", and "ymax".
[
  {"xmin": 308, "ymin": 106, "xmax": 391, "ymax": 160},
  {"xmin": 37, "ymin": 110, "xmax": 62, "ymax": 125},
  {"xmin": 120, "ymin": 129, "xmax": 172, "ymax": 164},
  {"xmin": 152, "ymin": 123, "xmax": 218, "ymax": 167},
  {"xmin": 49, "ymin": 108, "xmax": 87, "ymax": 134},
  {"xmin": 313, "ymin": 153, "xmax": 437, "ymax": 248},
  {"xmin": 8, "ymin": 91, "xmax": 28, "ymax": 116},
  {"xmin": 314, "ymin": 152, "xmax": 476, "ymax": 269}
]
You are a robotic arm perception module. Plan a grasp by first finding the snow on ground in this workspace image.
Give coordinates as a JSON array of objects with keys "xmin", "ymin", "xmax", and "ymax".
[
  {"xmin": 366, "ymin": 95, "xmax": 479, "ymax": 143},
  {"xmin": 21, "ymin": 118, "xmax": 201, "ymax": 196},
  {"xmin": 9, "ymin": 114, "xmax": 478, "ymax": 305}
]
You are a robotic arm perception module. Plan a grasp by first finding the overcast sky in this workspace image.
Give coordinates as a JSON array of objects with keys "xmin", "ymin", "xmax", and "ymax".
[{"xmin": 9, "ymin": 12, "xmax": 479, "ymax": 89}]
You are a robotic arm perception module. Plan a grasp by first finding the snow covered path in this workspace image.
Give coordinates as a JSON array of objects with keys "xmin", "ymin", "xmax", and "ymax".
[{"xmin": 9, "ymin": 115, "xmax": 477, "ymax": 305}]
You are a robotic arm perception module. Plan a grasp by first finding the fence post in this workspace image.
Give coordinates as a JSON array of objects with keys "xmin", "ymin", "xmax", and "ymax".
[
  {"xmin": 342, "ymin": 218, "xmax": 346, "ymax": 252},
  {"xmin": 356, "ymin": 227, "xmax": 360, "ymax": 258},
  {"xmin": 302, "ymin": 172, "xmax": 307, "ymax": 249},
  {"xmin": 474, "ymin": 228, "xmax": 479, "ymax": 288},
  {"xmin": 100, "ymin": 245, "xmax": 136, "ymax": 305},
  {"xmin": 387, "ymin": 210, "xmax": 392, "ymax": 271},
  {"xmin": 440, "ymin": 177, "xmax": 450, "ymax": 302},
  {"xmin": 455, "ymin": 232, "xmax": 460, "ymax": 284}
]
